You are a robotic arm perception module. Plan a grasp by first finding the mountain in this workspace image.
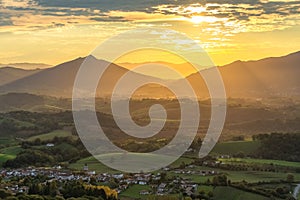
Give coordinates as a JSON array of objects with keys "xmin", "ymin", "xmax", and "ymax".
[
  {"xmin": 184, "ymin": 51, "xmax": 300, "ymax": 98},
  {"xmin": 0, "ymin": 93, "xmax": 45, "ymax": 112},
  {"xmin": 0, "ymin": 93, "xmax": 73, "ymax": 113},
  {"xmin": 0, "ymin": 56, "xmax": 167, "ymax": 98},
  {"xmin": 0, "ymin": 67, "xmax": 43, "ymax": 86},
  {"xmin": 0, "ymin": 63, "xmax": 51, "ymax": 70},
  {"xmin": 0, "ymin": 51, "xmax": 299, "ymax": 99}
]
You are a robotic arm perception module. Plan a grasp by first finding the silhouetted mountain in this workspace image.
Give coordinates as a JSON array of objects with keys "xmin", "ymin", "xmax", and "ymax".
[
  {"xmin": 185, "ymin": 51, "xmax": 300, "ymax": 98},
  {"xmin": 0, "ymin": 62, "xmax": 50, "ymax": 69},
  {"xmin": 0, "ymin": 51, "xmax": 299, "ymax": 99},
  {"xmin": 0, "ymin": 56, "xmax": 165, "ymax": 98},
  {"xmin": 0, "ymin": 67, "xmax": 42, "ymax": 86}
]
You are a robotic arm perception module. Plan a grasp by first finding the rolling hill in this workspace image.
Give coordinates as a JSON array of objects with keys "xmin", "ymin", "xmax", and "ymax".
[
  {"xmin": 0, "ymin": 62, "xmax": 50, "ymax": 70},
  {"xmin": 0, "ymin": 56, "xmax": 168, "ymax": 98},
  {"xmin": 0, "ymin": 51, "xmax": 299, "ymax": 99},
  {"xmin": 180, "ymin": 50, "xmax": 300, "ymax": 98},
  {"xmin": 0, "ymin": 67, "xmax": 42, "ymax": 86}
]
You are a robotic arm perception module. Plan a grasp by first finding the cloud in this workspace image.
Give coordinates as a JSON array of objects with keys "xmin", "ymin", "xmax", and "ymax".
[{"xmin": 0, "ymin": 0, "xmax": 300, "ymax": 58}]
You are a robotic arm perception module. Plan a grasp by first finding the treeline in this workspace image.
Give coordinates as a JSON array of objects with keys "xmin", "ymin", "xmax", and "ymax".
[
  {"xmin": 4, "ymin": 137, "xmax": 90, "ymax": 168},
  {"xmin": 29, "ymin": 180, "xmax": 117, "ymax": 200},
  {"xmin": 0, "ymin": 111, "xmax": 74, "ymax": 137},
  {"xmin": 0, "ymin": 180, "xmax": 117, "ymax": 200},
  {"xmin": 253, "ymin": 132, "xmax": 300, "ymax": 162}
]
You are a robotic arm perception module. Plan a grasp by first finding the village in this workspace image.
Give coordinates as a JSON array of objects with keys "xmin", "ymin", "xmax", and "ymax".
[{"xmin": 0, "ymin": 163, "xmax": 220, "ymax": 197}]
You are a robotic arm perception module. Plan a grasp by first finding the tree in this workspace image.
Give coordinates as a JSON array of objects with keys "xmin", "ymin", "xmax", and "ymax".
[
  {"xmin": 286, "ymin": 173, "xmax": 294, "ymax": 183},
  {"xmin": 0, "ymin": 189, "xmax": 12, "ymax": 199},
  {"xmin": 208, "ymin": 191, "xmax": 214, "ymax": 198},
  {"xmin": 212, "ymin": 175, "xmax": 228, "ymax": 186}
]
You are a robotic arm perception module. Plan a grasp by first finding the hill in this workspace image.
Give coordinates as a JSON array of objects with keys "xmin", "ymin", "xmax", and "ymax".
[
  {"xmin": 0, "ymin": 56, "xmax": 167, "ymax": 98},
  {"xmin": 0, "ymin": 93, "xmax": 71, "ymax": 112},
  {"xmin": 0, "ymin": 62, "xmax": 50, "ymax": 70},
  {"xmin": 0, "ymin": 67, "xmax": 42, "ymax": 86},
  {"xmin": 0, "ymin": 51, "xmax": 299, "ymax": 99},
  {"xmin": 185, "ymin": 51, "xmax": 300, "ymax": 98}
]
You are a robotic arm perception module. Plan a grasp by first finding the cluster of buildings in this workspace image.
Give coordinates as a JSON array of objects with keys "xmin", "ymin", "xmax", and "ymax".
[{"xmin": 0, "ymin": 163, "xmax": 220, "ymax": 197}]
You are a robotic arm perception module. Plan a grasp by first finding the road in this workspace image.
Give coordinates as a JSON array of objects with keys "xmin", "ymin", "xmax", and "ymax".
[{"xmin": 293, "ymin": 184, "xmax": 300, "ymax": 199}]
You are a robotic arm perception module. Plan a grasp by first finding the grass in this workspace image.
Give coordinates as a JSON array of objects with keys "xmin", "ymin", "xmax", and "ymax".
[
  {"xmin": 167, "ymin": 165, "xmax": 300, "ymax": 183},
  {"xmin": 27, "ymin": 130, "xmax": 73, "ymax": 141},
  {"xmin": 0, "ymin": 137, "xmax": 16, "ymax": 145},
  {"xmin": 224, "ymin": 171, "xmax": 300, "ymax": 183},
  {"xmin": 69, "ymin": 156, "xmax": 118, "ymax": 174},
  {"xmin": 169, "ymin": 156, "xmax": 194, "ymax": 168},
  {"xmin": 197, "ymin": 185, "xmax": 213, "ymax": 193},
  {"xmin": 220, "ymin": 158, "xmax": 300, "ymax": 168},
  {"xmin": 70, "ymin": 154, "xmax": 194, "ymax": 174},
  {"xmin": 0, "ymin": 145, "xmax": 23, "ymax": 165},
  {"xmin": 0, "ymin": 154, "xmax": 16, "ymax": 164},
  {"xmin": 120, "ymin": 185, "xmax": 151, "ymax": 199},
  {"xmin": 211, "ymin": 141, "xmax": 261, "ymax": 155},
  {"xmin": 213, "ymin": 186, "xmax": 270, "ymax": 200},
  {"xmin": 1, "ymin": 145, "xmax": 23, "ymax": 155}
]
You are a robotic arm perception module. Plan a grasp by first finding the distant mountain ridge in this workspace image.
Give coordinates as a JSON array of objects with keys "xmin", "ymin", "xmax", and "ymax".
[
  {"xmin": 0, "ymin": 67, "xmax": 42, "ymax": 86},
  {"xmin": 0, "ymin": 51, "xmax": 299, "ymax": 99},
  {"xmin": 0, "ymin": 56, "xmax": 166, "ymax": 98},
  {"xmin": 185, "ymin": 50, "xmax": 300, "ymax": 98},
  {"xmin": 0, "ymin": 62, "xmax": 51, "ymax": 70}
]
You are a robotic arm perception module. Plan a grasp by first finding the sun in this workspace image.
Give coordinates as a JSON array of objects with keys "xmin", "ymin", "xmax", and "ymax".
[{"xmin": 190, "ymin": 16, "xmax": 204, "ymax": 24}]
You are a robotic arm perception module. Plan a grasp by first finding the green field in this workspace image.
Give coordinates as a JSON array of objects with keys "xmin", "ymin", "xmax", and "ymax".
[
  {"xmin": 70, "ymin": 154, "xmax": 194, "ymax": 174},
  {"xmin": 211, "ymin": 141, "xmax": 261, "ymax": 155},
  {"xmin": 213, "ymin": 186, "xmax": 270, "ymax": 200},
  {"xmin": 27, "ymin": 130, "xmax": 73, "ymax": 141},
  {"xmin": 220, "ymin": 157, "xmax": 300, "ymax": 168},
  {"xmin": 169, "ymin": 156, "xmax": 194, "ymax": 168},
  {"xmin": 69, "ymin": 156, "xmax": 118, "ymax": 174},
  {"xmin": 225, "ymin": 170, "xmax": 300, "ymax": 183},
  {"xmin": 120, "ymin": 185, "xmax": 152, "ymax": 199},
  {"xmin": 197, "ymin": 185, "xmax": 213, "ymax": 193},
  {"xmin": 168, "ymin": 164, "xmax": 300, "ymax": 183},
  {"xmin": 0, "ymin": 137, "xmax": 16, "ymax": 145},
  {"xmin": 0, "ymin": 145, "xmax": 22, "ymax": 165}
]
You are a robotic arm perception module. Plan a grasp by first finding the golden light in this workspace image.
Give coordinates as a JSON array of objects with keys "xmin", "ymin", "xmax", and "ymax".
[
  {"xmin": 189, "ymin": 15, "xmax": 219, "ymax": 24},
  {"xmin": 190, "ymin": 16, "xmax": 204, "ymax": 24},
  {"xmin": 184, "ymin": 6, "xmax": 206, "ymax": 14}
]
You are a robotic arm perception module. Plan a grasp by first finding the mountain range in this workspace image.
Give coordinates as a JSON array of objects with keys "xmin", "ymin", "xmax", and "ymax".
[
  {"xmin": 0, "ymin": 51, "xmax": 299, "ymax": 99},
  {"xmin": 0, "ymin": 67, "xmax": 42, "ymax": 86}
]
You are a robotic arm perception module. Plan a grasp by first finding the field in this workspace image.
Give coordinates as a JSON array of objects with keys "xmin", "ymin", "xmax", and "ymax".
[
  {"xmin": 197, "ymin": 185, "xmax": 213, "ymax": 193},
  {"xmin": 69, "ymin": 156, "xmax": 118, "ymax": 174},
  {"xmin": 168, "ymin": 163, "xmax": 300, "ymax": 183},
  {"xmin": 0, "ymin": 145, "xmax": 22, "ymax": 165},
  {"xmin": 70, "ymin": 153, "xmax": 194, "ymax": 173},
  {"xmin": 120, "ymin": 185, "xmax": 152, "ymax": 199},
  {"xmin": 0, "ymin": 137, "xmax": 16, "ymax": 145},
  {"xmin": 211, "ymin": 141, "xmax": 261, "ymax": 155},
  {"xmin": 220, "ymin": 157, "xmax": 300, "ymax": 168},
  {"xmin": 213, "ymin": 186, "xmax": 270, "ymax": 200},
  {"xmin": 27, "ymin": 130, "xmax": 73, "ymax": 141}
]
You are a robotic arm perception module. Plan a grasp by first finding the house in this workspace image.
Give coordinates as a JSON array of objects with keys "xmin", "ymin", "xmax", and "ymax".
[
  {"xmin": 140, "ymin": 190, "xmax": 151, "ymax": 195},
  {"xmin": 138, "ymin": 181, "xmax": 147, "ymax": 185},
  {"xmin": 113, "ymin": 173, "xmax": 124, "ymax": 179},
  {"xmin": 83, "ymin": 164, "xmax": 88, "ymax": 171}
]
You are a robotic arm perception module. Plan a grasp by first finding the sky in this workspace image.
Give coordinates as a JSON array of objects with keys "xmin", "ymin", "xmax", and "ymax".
[{"xmin": 0, "ymin": 0, "xmax": 300, "ymax": 68}]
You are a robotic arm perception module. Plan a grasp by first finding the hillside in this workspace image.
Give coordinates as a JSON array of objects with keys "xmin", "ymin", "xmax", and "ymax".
[
  {"xmin": 0, "ymin": 62, "xmax": 50, "ymax": 70},
  {"xmin": 0, "ymin": 56, "xmax": 166, "ymax": 98},
  {"xmin": 185, "ymin": 51, "xmax": 300, "ymax": 98},
  {"xmin": 0, "ymin": 51, "xmax": 299, "ymax": 99},
  {"xmin": 0, "ymin": 67, "xmax": 42, "ymax": 86}
]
